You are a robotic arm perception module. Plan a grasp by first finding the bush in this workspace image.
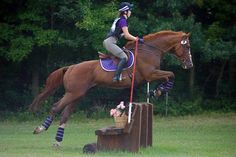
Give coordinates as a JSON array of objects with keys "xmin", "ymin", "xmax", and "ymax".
[
  {"xmin": 202, "ymin": 98, "xmax": 236, "ymax": 112},
  {"xmin": 152, "ymin": 95, "xmax": 203, "ymax": 116}
]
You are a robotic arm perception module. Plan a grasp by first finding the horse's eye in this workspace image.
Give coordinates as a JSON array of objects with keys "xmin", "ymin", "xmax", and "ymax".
[{"xmin": 181, "ymin": 40, "xmax": 187, "ymax": 45}]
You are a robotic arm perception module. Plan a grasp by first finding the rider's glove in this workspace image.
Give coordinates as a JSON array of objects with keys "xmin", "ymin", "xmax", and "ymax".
[{"xmin": 138, "ymin": 37, "xmax": 144, "ymax": 44}]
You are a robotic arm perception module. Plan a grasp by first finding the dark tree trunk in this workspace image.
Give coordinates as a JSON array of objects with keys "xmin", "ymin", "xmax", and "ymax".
[
  {"xmin": 228, "ymin": 58, "xmax": 236, "ymax": 97},
  {"xmin": 189, "ymin": 66, "xmax": 195, "ymax": 95},
  {"xmin": 31, "ymin": 65, "xmax": 39, "ymax": 98},
  {"xmin": 215, "ymin": 60, "xmax": 227, "ymax": 97}
]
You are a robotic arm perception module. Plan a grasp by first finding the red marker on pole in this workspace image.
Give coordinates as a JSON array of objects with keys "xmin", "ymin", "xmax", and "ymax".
[{"xmin": 128, "ymin": 37, "xmax": 138, "ymax": 123}]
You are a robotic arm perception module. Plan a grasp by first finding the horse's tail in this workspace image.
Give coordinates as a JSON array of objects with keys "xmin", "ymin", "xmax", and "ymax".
[{"xmin": 29, "ymin": 66, "xmax": 69, "ymax": 112}]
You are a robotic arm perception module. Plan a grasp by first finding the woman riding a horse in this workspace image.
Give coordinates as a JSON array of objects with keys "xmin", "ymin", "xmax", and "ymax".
[{"xmin": 103, "ymin": 2, "xmax": 144, "ymax": 82}]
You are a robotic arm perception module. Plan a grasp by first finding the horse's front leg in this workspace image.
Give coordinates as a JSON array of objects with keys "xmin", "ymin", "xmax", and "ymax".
[
  {"xmin": 148, "ymin": 69, "xmax": 175, "ymax": 82},
  {"xmin": 147, "ymin": 69, "xmax": 175, "ymax": 97},
  {"xmin": 53, "ymin": 103, "xmax": 76, "ymax": 147}
]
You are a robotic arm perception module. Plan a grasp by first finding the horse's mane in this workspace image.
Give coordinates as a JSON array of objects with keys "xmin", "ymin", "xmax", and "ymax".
[
  {"xmin": 144, "ymin": 30, "xmax": 185, "ymax": 41},
  {"xmin": 125, "ymin": 30, "xmax": 186, "ymax": 48}
]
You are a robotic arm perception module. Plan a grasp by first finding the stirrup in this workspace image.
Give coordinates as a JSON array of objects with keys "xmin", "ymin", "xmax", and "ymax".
[{"xmin": 112, "ymin": 74, "xmax": 122, "ymax": 82}]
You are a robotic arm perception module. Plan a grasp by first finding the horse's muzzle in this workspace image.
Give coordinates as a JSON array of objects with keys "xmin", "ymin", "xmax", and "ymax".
[{"xmin": 182, "ymin": 61, "xmax": 193, "ymax": 69}]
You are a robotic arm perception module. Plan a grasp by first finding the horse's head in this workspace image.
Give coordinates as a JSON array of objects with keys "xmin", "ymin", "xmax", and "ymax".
[
  {"xmin": 126, "ymin": 30, "xmax": 193, "ymax": 69},
  {"xmin": 174, "ymin": 32, "xmax": 193, "ymax": 69}
]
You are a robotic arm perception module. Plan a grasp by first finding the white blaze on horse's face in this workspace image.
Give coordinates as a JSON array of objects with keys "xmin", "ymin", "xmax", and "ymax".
[{"xmin": 179, "ymin": 36, "xmax": 193, "ymax": 69}]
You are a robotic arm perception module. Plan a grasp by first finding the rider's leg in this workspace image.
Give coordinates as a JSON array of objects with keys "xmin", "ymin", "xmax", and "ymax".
[
  {"xmin": 113, "ymin": 57, "xmax": 127, "ymax": 82},
  {"xmin": 103, "ymin": 36, "xmax": 128, "ymax": 82}
]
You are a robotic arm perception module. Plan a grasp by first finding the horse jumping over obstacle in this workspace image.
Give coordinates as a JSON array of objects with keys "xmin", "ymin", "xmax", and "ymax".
[{"xmin": 29, "ymin": 30, "xmax": 193, "ymax": 147}]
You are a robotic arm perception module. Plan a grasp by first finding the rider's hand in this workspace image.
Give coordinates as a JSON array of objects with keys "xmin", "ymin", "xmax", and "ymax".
[{"xmin": 138, "ymin": 37, "xmax": 144, "ymax": 44}]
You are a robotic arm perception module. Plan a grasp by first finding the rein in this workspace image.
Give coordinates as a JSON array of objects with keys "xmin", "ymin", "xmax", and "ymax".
[
  {"xmin": 127, "ymin": 40, "xmax": 173, "ymax": 56},
  {"xmin": 136, "ymin": 42, "xmax": 173, "ymax": 58},
  {"xmin": 142, "ymin": 42, "xmax": 166, "ymax": 53}
]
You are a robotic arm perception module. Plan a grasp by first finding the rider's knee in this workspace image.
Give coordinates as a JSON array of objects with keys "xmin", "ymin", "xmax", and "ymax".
[
  {"xmin": 120, "ymin": 53, "xmax": 128, "ymax": 62},
  {"xmin": 123, "ymin": 56, "xmax": 128, "ymax": 62},
  {"xmin": 103, "ymin": 39, "xmax": 108, "ymax": 48}
]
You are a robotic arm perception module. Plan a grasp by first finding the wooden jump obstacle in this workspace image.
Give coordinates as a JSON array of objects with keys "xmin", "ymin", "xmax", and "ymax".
[{"xmin": 95, "ymin": 102, "xmax": 153, "ymax": 152}]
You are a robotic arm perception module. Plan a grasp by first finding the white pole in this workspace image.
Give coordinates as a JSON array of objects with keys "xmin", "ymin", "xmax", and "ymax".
[
  {"xmin": 128, "ymin": 102, "xmax": 132, "ymax": 123},
  {"xmin": 165, "ymin": 92, "xmax": 168, "ymax": 116},
  {"xmin": 147, "ymin": 82, "xmax": 150, "ymax": 103}
]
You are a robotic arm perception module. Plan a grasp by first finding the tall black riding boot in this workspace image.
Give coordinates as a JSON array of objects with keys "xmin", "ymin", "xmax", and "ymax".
[{"xmin": 113, "ymin": 58, "xmax": 127, "ymax": 82}]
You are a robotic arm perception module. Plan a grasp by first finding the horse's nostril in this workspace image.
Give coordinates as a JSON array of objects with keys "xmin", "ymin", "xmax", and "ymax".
[{"xmin": 189, "ymin": 63, "xmax": 193, "ymax": 68}]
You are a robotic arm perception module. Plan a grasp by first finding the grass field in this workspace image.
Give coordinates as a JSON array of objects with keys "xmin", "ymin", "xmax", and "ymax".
[{"xmin": 0, "ymin": 113, "xmax": 235, "ymax": 157}]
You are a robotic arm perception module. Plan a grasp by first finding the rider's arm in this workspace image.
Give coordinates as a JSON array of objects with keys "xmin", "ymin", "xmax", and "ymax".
[{"xmin": 122, "ymin": 26, "xmax": 137, "ymax": 41}]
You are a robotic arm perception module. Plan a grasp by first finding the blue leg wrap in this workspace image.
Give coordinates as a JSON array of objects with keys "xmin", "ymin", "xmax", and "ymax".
[
  {"xmin": 42, "ymin": 116, "xmax": 53, "ymax": 130},
  {"xmin": 55, "ymin": 127, "xmax": 64, "ymax": 142},
  {"xmin": 157, "ymin": 80, "xmax": 174, "ymax": 93},
  {"xmin": 165, "ymin": 80, "xmax": 174, "ymax": 91}
]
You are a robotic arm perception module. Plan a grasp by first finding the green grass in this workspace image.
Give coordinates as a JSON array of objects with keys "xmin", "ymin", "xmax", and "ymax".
[{"xmin": 0, "ymin": 113, "xmax": 236, "ymax": 157}]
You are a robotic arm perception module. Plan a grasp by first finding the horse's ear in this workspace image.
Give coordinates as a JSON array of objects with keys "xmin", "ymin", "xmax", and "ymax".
[{"xmin": 182, "ymin": 32, "xmax": 191, "ymax": 39}]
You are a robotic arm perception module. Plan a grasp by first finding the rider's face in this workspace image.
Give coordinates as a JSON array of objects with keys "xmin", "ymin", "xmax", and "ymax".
[{"xmin": 127, "ymin": 10, "xmax": 131, "ymax": 17}]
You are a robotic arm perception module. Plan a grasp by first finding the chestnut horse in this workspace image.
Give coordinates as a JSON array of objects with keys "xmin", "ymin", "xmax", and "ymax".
[{"xmin": 29, "ymin": 30, "xmax": 193, "ymax": 146}]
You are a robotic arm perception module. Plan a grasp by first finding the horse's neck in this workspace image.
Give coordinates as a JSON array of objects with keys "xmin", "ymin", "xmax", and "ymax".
[
  {"xmin": 126, "ymin": 31, "xmax": 181, "ymax": 54},
  {"xmin": 147, "ymin": 34, "xmax": 179, "ymax": 52}
]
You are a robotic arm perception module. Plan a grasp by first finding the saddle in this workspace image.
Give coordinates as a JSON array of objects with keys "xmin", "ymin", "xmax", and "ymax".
[
  {"xmin": 98, "ymin": 48, "xmax": 131, "ymax": 65},
  {"xmin": 98, "ymin": 48, "xmax": 134, "ymax": 72}
]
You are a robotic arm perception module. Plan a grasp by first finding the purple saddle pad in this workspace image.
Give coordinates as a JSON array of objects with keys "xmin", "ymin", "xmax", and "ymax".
[{"xmin": 100, "ymin": 51, "xmax": 134, "ymax": 72}]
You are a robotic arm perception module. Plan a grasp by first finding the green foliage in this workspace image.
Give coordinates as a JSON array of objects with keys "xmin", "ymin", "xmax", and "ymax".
[
  {"xmin": 0, "ymin": 0, "xmax": 235, "ymax": 114},
  {"xmin": 0, "ymin": 4, "xmax": 59, "ymax": 62},
  {"xmin": 152, "ymin": 95, "xmax": 203, "ymax": 116},
  {"xmin": 202, "ymin": 22, "xmax": 236, "ymax": 61},
  {"xmin": 88, "ymin": 106, "xmax": 110, "ymax": 119},
  {"xmin": 75, "ymin": 1, "xmax": 117, "ymax": 51},
  {"xmin": 203, "ymin": 40, "xmax": 235, "ymax": 61},
  {"xmin": 34, "ymin": 29, "xmax": 59, "ymax": 46},
  {"xmin": 202, "ymin": 98, "xmax": 236, "ymax": 112},
  {"xmin": 8, "ymin": 37, "xmax": 33, "ymax": 61}
]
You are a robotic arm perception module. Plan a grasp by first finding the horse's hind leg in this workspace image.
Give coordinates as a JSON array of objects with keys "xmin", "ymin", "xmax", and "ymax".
[
  {"xmin": 49, "ymin": 92, "xmax": 85, "ymax": 147},
  {"xmin": 33, "ymin": 91, "xmax": 78, "ymax": 133},
  {"xmin": 33, "ymin": 100, "xmax": 61, "ymax": 134},
  {"xmin": 53, "ymin": 103, "xmax": 76, "ymax": 147}
]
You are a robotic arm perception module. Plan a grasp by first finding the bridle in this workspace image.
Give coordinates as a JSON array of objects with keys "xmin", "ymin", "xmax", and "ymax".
[{"xmin": 176, "ymin": 38, "xmax": 193, "ymax": 69}]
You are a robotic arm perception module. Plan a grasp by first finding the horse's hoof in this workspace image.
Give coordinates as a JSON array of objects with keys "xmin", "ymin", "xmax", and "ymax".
[
  {"xmin": 53, "ymin": 141, "xmax": 61, "ymax": 148},
  {"xmin": 156, "ymin": 90, "xmax": 162, "ymax": 97},
  {"xmin": 33, "ymin": 125, "xmax": 45, "ymax": 134}
]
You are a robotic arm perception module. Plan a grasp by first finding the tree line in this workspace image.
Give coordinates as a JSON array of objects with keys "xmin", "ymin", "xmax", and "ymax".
[{"xmin": 0, "ymin": 0, "xmax": 235, "ymax": 115}]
